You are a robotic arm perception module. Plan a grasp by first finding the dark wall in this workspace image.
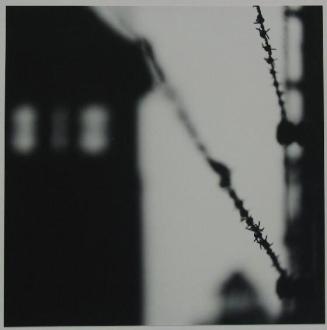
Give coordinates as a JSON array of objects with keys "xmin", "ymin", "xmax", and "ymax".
[
  {"xmin": 298, "ymin": 6, "xmax": 324, "ymax": 323},
  {"xmin": 282, "ymin": 6, "xmax": 324, "ymax": 324},
  {"xmin": 5, "ymin": 6, "xmax": 151, "ymax": 326}
]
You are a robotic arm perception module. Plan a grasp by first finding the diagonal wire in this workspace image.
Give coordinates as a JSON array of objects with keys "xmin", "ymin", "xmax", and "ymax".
[
  {"xmin": 253, "ymin": 5, "xmax": 287, "ymax": 120},
  {"xmin": 138, "ymin": 38, "xmax": 288, "ymax": 278}
]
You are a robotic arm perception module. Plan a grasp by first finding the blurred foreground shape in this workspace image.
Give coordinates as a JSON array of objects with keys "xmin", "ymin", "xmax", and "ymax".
[{"xmin": 5, "ymin": 6, "xmax": 151, "ymax": 326}]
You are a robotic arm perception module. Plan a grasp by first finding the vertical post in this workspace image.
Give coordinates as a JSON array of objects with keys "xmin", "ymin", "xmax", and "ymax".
[{"xmin": 283, "ymin": 6, "xmax": 324, "ymax": 323}]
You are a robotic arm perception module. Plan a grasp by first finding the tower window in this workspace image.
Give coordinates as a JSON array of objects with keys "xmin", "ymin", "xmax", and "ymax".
[
  {"xmin": 78, "ymin": 104, "xmax": 110, "ymax": 155},
  {"xmin": 51, "ymin": 108, "xmax": 69, "ymax": 151},
  {"xmin": 10, "ymin": 104, "xmax": 38, "ymax": 154}
]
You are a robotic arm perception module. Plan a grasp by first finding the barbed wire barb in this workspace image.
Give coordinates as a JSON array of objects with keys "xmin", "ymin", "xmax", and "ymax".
[
  {"xmin": 138, "ymin": 34, "xmax": 288, "ymax": 279},
  {"xmin": 253, "ymin": 5, "xmax": 287, "ymax": 120}
]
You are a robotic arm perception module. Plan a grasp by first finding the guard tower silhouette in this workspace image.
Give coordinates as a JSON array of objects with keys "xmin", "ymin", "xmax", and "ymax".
[{"xmin": 5, "ymin": 7, "xmax": 151, "ymax": 326}]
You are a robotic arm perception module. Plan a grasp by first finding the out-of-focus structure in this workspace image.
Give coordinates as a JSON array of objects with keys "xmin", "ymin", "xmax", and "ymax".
[
  {"xmin": 279, "ymin": 6, "xmax": 324, "ymax": 323},
  {"xmin": 4, "ymin": 5, "xmax": 324, "ymax": 326},
  {"xmin": 214, "ymin": 272, "xmax": 270, "ymax": 324},
  {"xmin": 5, "ymin": 7, "xmax": 150, "ymax": 326}
]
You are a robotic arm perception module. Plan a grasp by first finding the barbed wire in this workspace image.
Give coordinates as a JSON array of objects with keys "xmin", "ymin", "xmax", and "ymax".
[
  {"xmin": 138, "ymin": 37, "xmax": 288, "ymax": 278},
  {"xmin": 253, "ymin": 5, "xmax": 287, "ymax": 121}
]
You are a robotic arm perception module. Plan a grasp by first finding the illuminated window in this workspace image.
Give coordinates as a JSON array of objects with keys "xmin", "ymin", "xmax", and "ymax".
[
  {"xmin": 11, "ymin": 104, "xmax": 38, "ymax": 154},
  {"xmin": 287, "ymin": 17, "xmax": 303, "ymax": 82},
  {"xmin": 288, "ymin": 182, "xmax": 302, "ymax": 220},
  {"xmin": 51, "ymin": 108, "xmax": 69, "ymax": 151},
  {"xmin": 287, "ymin": 143, "xmax": 303, "ymax": 161},
  {"xmin": 78, "ymin": 104, "xmax": 110, "ymax": 155},
  {"xmin": 286, "ymin": 89, "xmax": 303, "ymax": 125}
]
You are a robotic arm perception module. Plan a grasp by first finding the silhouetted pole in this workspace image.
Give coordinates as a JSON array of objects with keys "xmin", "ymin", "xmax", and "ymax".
[{"xmin": 281, "ymin": 6, "xmax": 324, "ymax": 323}]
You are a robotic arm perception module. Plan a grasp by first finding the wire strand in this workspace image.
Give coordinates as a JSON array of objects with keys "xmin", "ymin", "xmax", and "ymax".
[
  {"xmin": 138, "ymin": 38, "xmax": 288, "ymax": 278},
  {"xmin": 253, "ymin": 5, "xmax": 287, "ymax": 120}
]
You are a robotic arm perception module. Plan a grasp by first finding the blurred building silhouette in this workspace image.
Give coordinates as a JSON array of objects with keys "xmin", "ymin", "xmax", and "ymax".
[
  {"xmin": 214, "ymin": 272, "xmax": 270, "ymax": 324},
  {"xmin": 5, "ymin": 7, "xmax": 151, "ymax": 326},
  {"xmin": 279, "ymin": 6, "xmax": 324, "ymax": 323},
  {"xmin": 4, "ymin": 6, "xmax": 324, "ymax": 327}
]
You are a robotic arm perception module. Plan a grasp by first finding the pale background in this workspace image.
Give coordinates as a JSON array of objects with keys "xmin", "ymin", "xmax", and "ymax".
[
  {"xmin": 0, "ymin": 1, "xmax": 326, "ymax": 329},
  {"xmin": 135, "ymin": 7, "xmax": 285, "ymax": 324}
]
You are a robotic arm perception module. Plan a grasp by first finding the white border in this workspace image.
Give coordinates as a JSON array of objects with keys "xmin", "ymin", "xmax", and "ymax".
[
  {"xmin": 0, "ymin": 0, "xmax": 326, "ymax": 6},
  {"xmin": 0, "ymin": 1, "xmax": 325, "ymax": 329}
]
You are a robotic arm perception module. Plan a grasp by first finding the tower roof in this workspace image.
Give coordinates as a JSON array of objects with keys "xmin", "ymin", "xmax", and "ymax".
[{"xmin": 6, "ymin": 6, "xmax": 151, "ymax": 105}]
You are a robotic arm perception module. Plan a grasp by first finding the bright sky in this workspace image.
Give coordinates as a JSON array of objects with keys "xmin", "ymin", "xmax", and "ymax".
[{"xmin": 95, "ymin": 6, "xmax": 287, "ymax": 324}]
